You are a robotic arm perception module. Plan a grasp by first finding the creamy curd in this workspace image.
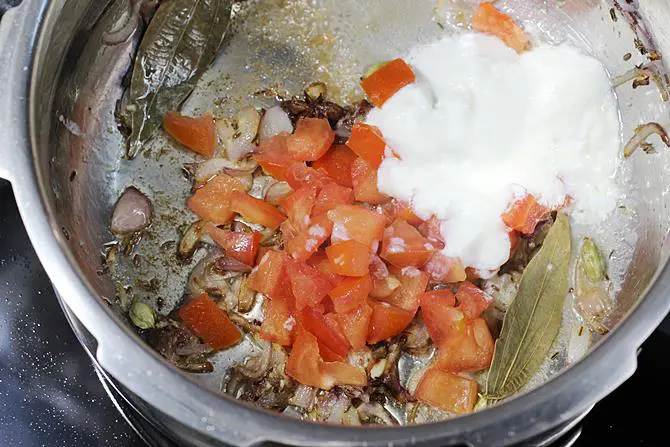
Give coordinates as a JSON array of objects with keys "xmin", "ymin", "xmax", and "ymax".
[{"xmin": 366, "ymin": 33, "xmax": 622, "ymax": 275}]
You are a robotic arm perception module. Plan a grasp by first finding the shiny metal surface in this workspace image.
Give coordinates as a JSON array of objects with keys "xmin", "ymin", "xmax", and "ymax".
[{"xmin": 3, "ymin": 0, "xmax": 670, "ymax": 445}]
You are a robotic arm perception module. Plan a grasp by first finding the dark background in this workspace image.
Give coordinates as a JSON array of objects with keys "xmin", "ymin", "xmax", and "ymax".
[{"xmin": 1, "ymin": 178, "xmax": 668, "ymax": 446}]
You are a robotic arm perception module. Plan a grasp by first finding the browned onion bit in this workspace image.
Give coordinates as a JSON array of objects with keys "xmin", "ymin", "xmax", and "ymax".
[
  {"xmin": 623, "ymin": 122, "xmax": 670, "ymax": 157},
  {"xmin": 111, "ymin": 186, "xmax": 152, "ymax": 235}
]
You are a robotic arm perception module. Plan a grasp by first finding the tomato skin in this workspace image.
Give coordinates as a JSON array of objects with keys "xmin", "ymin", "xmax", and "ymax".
[
  {"xmin": 419, "ymin": 290, "xmax": 466, "ymax": 344},
  {"xmin": 346, "ymin": 123, "xmax": 386, "ymax": 169},
  {"xmin": 253, "ymin": 135, "xmax": 292, "ymax": 180},
  {"xmin": 351, "ymin": 158, "xmax": 390, "ymax": 204},
  {"xmin": 325, "ymin": 240, "xmax": 370, "ymax": 277},
  {"xmin": 187, "ymin": 174, "xmax": 246, "ymax": 225},
  {"xmin": 285, "ymin": 163, "xmax": 332, "ymax": 190},
  {"xmin": 502, "ymin": 193, "xmax": 549, "ymax": 235},
  {"xmin": 205, "ymin": 224, "xmax": 260, "ymax": 266},
  {"xmin": 163, "ymin": 112, "xmax": 216, "ymax": 157},
  {"xmin": 381, "ymin": 219, "xmax": 436, "ymax": 268},
  {"xmin": 434, "ymin": 318, "xmax": 494, "ymax": 373},
  {"xmin": 455, "ymin": 281, "xmax": 492, "ymax": 319},
  {"xmin": 260, "ymin": 297, "xmax": 295, "ymax": 346},
  {"xmin": 286, "ymin": 118, "xmax": 335, "ymax": 161},
  {"xmin": 366, "ymin": 299, "xmax": 415, "ymax": 344},
  {"xmin": 472, "ymin": 3, "xmax": 531, "ymax": 54},
  {"xmin": 312, "ymin": 144, "xmax": 357, "ymax": 187},
  {"xmin": 382, "ymin": 266, "xmax": 428, "ymax": 313},
  {"xmin": 328, "ymin": 274, "xmax": 373, "ymax": 313},
  {"xmin": 286, "ymin": 327, "xmax": 324, "ymax": 388},
  {"xmin": 280, "ymin": 184, "xmax": 318, "ymax": 231},
  {"xmin": 286, "ymin": 214, "xmax": 333, "ymax": 262},
  {"xmin": 424, "ymin": 252, "xmax": 467, "ymax": 284},
  {"xmin": 178, "ymin": 293, "xmax": 242, "ymax": 350},
  {"xmin": 414, "ymin": 368, "xmax": 478, "ymax": 414},
  {"xmin": 327, "ymin": 204, "xmax": 387, "ymax": 249},
  {"xmin": 361, "ymin": 58, "xmax": 416, "ymax": 108},
  {"xmin": 300, "ymin": 307, "xmax": 350, "ymax": 359},
  {"xmin": 230, "ymin": 191, "xmax": 287, "ymax": 230},
  {"xmin": 286, "ymin": 259, "xmax": 333, "ymax": 310},
  {"xmin": 331, "ymin": 302, "xmax": 373, "ymax": 349}
]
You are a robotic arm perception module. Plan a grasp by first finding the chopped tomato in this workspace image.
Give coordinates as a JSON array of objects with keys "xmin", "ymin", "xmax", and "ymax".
[
  {"xmin": 328, "ymin": 274, "xmax": 373, "ymax": 313},
  {"xmin": 286, "ymin": 214, "xmax": 333, "ymax": 262},
  {"xmin": 435, "ymin": 318, "xmax": 494, "ymax": 373},
  {"xmin": 502, "ymin": 193, "xmax": 549, "ymax": 235},
  {"xmin": 178, "ymin": 293, "xmax": 241, "ymax": 350},
  {"xmin": 256, "ymin": 245, "xmax": 273, "ymax": 265},
  {"xmin": 286, "ymin": 118, "xmax": 335, "ymax": 161},
  {"xmin": 472, "ymin": 3, "xmax": 531, "ymax": 54},
  {"xmin": 186, "ymin": 174, "xmax": 246, "ymax": 225},
  {"xmin": 361, "ymin": 58, "xmax": 416, "ymax": 108},
  {"xmin": 419, "ymin": 290, "xmax": 466, "ymax": 344},
  {"xmin": 331, "ymin": 302, "xmax": 373, "ymax": 349},
  {"xmin": 381, "ymin": 219, "xmax": 436, "ymax": 268},
  {"xmin": 418, "ymin": 216, "xmax": 445, "ymax": 249},
  {"xmin": 205, "ymin": 224, "xmax": 260, "ymax": 266},
  {"xmin": 369, "ymin": 255, "xmax": 399, "ymax": 298},
  {"xmin": 308, "ymin": 252, "xmax": 345, "ymax": 287},
  {"xmin": 280, "ymin": 220, "xmax": 298, "ymax": 248},
  {"xmin": 312, "ymin": 144, "xmax": 357, "ymax": 187},
  {"xmin": 382, "ymin": 200, "xmax": 423, "ymax": 227},
  {"xmin": 320, "ymin": 361, "xmax": 367, "ymax": 387},
  {"xmin": 253, "ymin": 135, "xmax": 292, "ymax": 180},
  {"xmin": 414, "ymin": 368, "xmax": 478, "ymax": 414},
  {"xmin": 230, "ymin": 191, "xmax": 287, "ymax": 230},
  {"xmin": 285, "ymin": 163, "xmax": 332, "ymax": 190},
  {"xmin": 312, "ymin": 182, "xmax": 354, "ymax": 217},
  {"xmin": 260, "ymin": 297, "xmax": 294, "ymax": 346},
  {"xmin": 248, "ymin": 250, "xmax": 289, "ymax": 300},
  {"xmin": 280, "ymin": 184, "xmax": 318, "ymax": 231},
  {"xmin": 346, "ymin": 123, "xmax": 386, "ymax": 169},
  {"xmin": 351, "ymin": 158, "xmax": 390, "ymax": 204},
  {"xmin": 301, "ymin": 308, "xmax": 350, "ymax": 359},
  {"xmin": 367, "ymin": 299, "xmax": 415, "ymax": 344},
  {"xmin": 424, "ymin": 252, "xmax": 467, "ymax": 284},
  {"xmin": 327, "ymin": 204, "xmax": 387, "ymax": 248},
  {"xmin": 286, "ymin": 327, "xmax": 324, "ymax": 388},
  {"xmin": 382, "ymin": 266, "xmax": 428, "ymax": 313},
  {"xmin": 326, "ymin": 240, "xmax": 370, "ymax": 277},
  {"xmin": 455, "ymin": 281, "xmax": 492, "ymax": 319},
  {"xmin": 286, "ymin": 259, "xmax": 333, "ymax": 310},
  {"xmin": 163, "ymin": 112, "xmax": 216, "ymax": 158}
]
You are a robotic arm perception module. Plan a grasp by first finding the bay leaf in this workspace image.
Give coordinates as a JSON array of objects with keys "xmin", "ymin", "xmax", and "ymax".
[
  {"xmin": 485, "ymin": 213, "xmax": 572, "ymax": 401},
  {"xmin": 125, "ymin": 0, "xmax": 233, "ymax": 158}
]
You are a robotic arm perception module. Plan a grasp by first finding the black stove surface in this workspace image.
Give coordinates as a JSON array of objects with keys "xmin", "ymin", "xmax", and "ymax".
[{"xmin": 1, "ymin": 178, "xmax": 668, "ymax": 446}]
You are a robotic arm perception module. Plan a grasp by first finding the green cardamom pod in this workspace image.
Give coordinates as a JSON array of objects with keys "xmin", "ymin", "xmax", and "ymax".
[
  {"xmin": 129, "ymin": 300, "xmax": 156, "ymax": 330},
  {"xmin": 580, "ymin": 238, "xmax": 606, "ymax": 282}
]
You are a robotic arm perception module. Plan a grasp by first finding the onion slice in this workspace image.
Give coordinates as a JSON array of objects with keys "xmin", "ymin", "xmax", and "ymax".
[
  {"xmin": 111, "ymin": 187, "xmax": 152, "ymax": 235},
  {"xmin": 623, "ymin": 122, "xmax": 670, "ymax": 157},
  {"xmin": 259, "ymin": 106, "xmax": 293, "ymax": 142}
]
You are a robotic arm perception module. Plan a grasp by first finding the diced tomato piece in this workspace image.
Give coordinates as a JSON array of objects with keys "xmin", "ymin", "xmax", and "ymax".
[
  {"xmin": 205, "ymin": 224, "xmax": 260, "ymax": 266},
  {"xmin": 187, "ymin": 174, "xmax": 246, "ymax": 225},
  {"xmin": 351, "ymin": 158, "xmax": 389, "ymax": 204},
  {"xmin": 260, "ymin": 297, "xmax": 295, "ymax": 346},
  {"xmin": 328, "ymin": 274, "xmax": 373, "ymax": 313},
  {"xmin": 419, "ymin": 290, "xmax": 466, "ymax": 344},
  {"xmin": 367, "ymin": 299, "xmax": 415, "ymax": 344},
  {"xmin": 301, "ymin": 308, "xmax": 350, "ymax": 359},
  {"xmin": 327, "ymin": 204, "xmax": 387, "ymax": 248},
  {"xmin": 256, "ymin": 245, "xmax": 273, "ymax": 266},
  {"xmin": 435, "ymin": 318, "xmax": 494, "ymax": 373},
  {"xmin": 502, "ymin": 193, "xmax": 550, "ymax": 235},
  {"xmin": 331, "ymin": 302, "xmax": 373, "ymax": 349},
  {"xmin": 163, "ymin": 112, "xmax": 216, "ymax": 158},
  {"xmin": 381, "ymin": 219, "xmax": 436, "ymax": 268},
  {"xmin": 178, "ymin": 293, "xmax": 241, "ymax": 350},
  {"xmin": 280, "ymin": 184, "xmax": 318, "ymax": 231},
  {"xmin": 361, "ymin": 58, "xmax": 416, "ymax": 108},
  {"xmin": 382, "ymin": 200, "xmax": 423, "ymax": 226},
  {"xmin": 280, "ymin": 219, "xmax": 298, "ymax": 248},
  {"xmin": 312, "ymin": 182, "xmax": 354, "ymax": 217},
  {"xmin": 472, "ymin": 3, "xmax": 531, "ymax": 54},
  {"xmin": 317, "ymin": 339, "xmax": 345, "ymax": 362},
  {"xmin": 418, "ymin": 215, "xmax": 445, "ymax": 249},
  {"xmin": 230, "ymin": 191, "xmax": 287, "ymax": 230},
  {"xmin": 320, "ymin": 361, "xmax": 367, "ymax": 388},
  {"xmin": 325, "ymin": 240, "xmax": 370, "ymax": 277},
  {"xmin": 308, "ymin": 252, "xmax": 345, "ymax": 287},
  {"xmin": 346, "ymin": 123, "xmax": 386, "ymax": 169},
  {"xmin": 455, "ymin": 281, "xmax": 492, "ymax": 319},
  {"xmin": 424, "ymin": 252, "xmax": 467, "ymax": 284},
  {"xmin": 285, "ymin": 163, "xmax": 332, "ymax": 190},
  {"xmin": 312, "ymin": 144, "xmax": 357, "ymax": 187},
  {"xmin": 381, "ymin": 266, "xmax": 428, "ymax": 313},
  {"xmin": 286, "ymin": 259, "xmax": 333, "ymax": 310},
  {"xmin": 287, "ymin": 327, "xmax": 324, "ymax": 388},
  {"xmin": 368, "ymin": 255, "xmax": 398, "ymax": 298},
  {"xmin": 414, "ymin": 368, "xmax": 478, "ymax": 414},
  {"xmin": 253, "ymin": 135, "xmax": 292, "ymax": 180},
  {"xmin": 286, "ymin": 118, "xmax": 335, "ymax": 162},
  {"xmin": 248, "ymin": 250, "xmax": 289, "ymax": 300},
  {"xmin": 286, "ymin": 214, "xmax": 333, "ymax": 262}
]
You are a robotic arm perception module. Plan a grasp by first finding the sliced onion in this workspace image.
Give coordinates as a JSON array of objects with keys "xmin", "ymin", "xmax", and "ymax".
[
  {"xmin": 623, "ymin": 122, "xmax": 670, "ymax": 157},
  {"xmin": 236, "ymin": 339, "xmax": 272, "ymax": 380},
  {"xmin": 264, "ymin": 181, "xmax": 293, "ymax": 205},
  {"xmin": 259, "ymin": 106, "xmax": 293, "ymax": 142},
  {"xmin": 335, "ymin": 117, "xmax": 352, "ymax": 139},
  {"xmin": 320, "ymin": 393, "xmax": 351, "ymax": 424},
  {"xmin": 228, "ymin": 107, "xmax": 261, "ymax": 161},
  {"xmin": 111, "ymin": 187, "xmax": 152, "ymax": 235},
  {"xmin": 216, "ymin": 255, "xmax": 253, "ymax": 273},
  {"xmin": 175, "ymin": 342, "xmax": 212, "ymax": 357},
  {"xmin": 289, "ymin": 384, "xmax": 317, "ymax": 409}
]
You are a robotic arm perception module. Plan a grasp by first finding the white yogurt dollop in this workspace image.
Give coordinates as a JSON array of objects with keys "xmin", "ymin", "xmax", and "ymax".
[{"xmin": 367, "ymin": 33, "xmax": 621, "ymax": 274}]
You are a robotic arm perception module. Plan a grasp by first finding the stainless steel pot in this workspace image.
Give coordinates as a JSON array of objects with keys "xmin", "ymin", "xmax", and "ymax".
[{"xmin": 3, "ymin": 0, "xmax": 670, "ymax": 445}]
